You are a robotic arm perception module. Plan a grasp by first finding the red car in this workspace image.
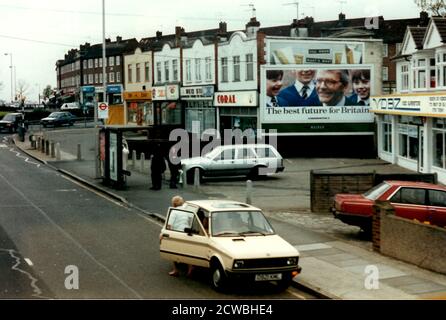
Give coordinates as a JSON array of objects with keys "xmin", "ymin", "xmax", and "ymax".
[{"xmin": 331, "ymin": 180, "xmax": 446, "ymax": 234}]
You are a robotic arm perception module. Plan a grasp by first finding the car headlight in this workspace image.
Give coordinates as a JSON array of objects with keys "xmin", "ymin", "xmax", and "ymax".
[
  {"xmin": 233, "ymin": 260, "xmax": 245, "ymax": 269},
  {"xmin": 286, "ymin": 257, "xmax": 298, "ymax": 266}
]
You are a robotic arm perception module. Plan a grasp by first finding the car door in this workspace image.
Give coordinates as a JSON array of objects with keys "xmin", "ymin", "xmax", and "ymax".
[
  {"xmin": 208, "ymin": 148, "xmax": 237, "ymax": 177},
  {"xmin": 427, "ymin": 189, "xmax": 446, "ymax": 228},
  {"xmin": 235, "ymin": 147, "xmax": 258, "ymax": 175},
  {"xmin": 160, "ymin": 207, "xmax": 210, "ymax": 267},
  {"xmin": 388, "ymin": 187, "xmax": 429, "ymax": 223},
  {"xmin": 254, "ymin": 146, "xmax": 277, "ymax": 175}
]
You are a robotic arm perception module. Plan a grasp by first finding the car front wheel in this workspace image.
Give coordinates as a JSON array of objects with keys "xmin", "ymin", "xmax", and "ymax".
[
  {"xmin": 210, "ymin": 261, "xmax": 228, "ymax": 292},
  {"xmin": 186, "ymin": 168, "xmax": 202, "ymax": 185}
]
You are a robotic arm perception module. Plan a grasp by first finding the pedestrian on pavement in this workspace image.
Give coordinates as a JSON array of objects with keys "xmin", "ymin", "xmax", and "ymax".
[
  {"xmin": 168, "ymin": 195, "xmax": 194, "ymax": 277},
  {"xmin": 150, "ymin": 144, "xmax": 166, "ymax": 190},
  {"xmin": 167, "ymin": 144, "xmax": 181, "ymax": 189}
]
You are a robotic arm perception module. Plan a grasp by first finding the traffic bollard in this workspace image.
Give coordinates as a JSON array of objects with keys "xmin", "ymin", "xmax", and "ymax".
[
  {"xmin": 140, "ymin": 152, "xmax": 145, "ymax": 173},
  {"xmin": 45, "ymin": 140, "xmax": 50, "ymax": 156},
  {"xmin": 246, "ymin": 180, "xmax": 253, "ymax": 205},
  {"xmin": 132, "ymin": 150, "xmax": 137, "ymax": 168},
  {"xmin": 56, "ymin": 142, "xmax": 61, "ymax": 160},
  {"xmin": 77, "ymin": 143, "xmax": 82, "ymax": 160},
  {"xmin": 50, "ymin": 141, "xmax": 55, "ymax": 158},
  {"xmin": 194, "ymin": 167, "xmax": 200, "ymax": 190}
]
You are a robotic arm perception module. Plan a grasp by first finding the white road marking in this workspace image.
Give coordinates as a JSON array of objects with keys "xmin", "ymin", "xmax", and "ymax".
[
  {"xmin": 285, "ymin": 159, "xmax": 293, "ymax": 164},
  {"xmin": 0, "ymin": 172, "xmax": 143, "ymax": 299},
  {"xmin": 24, "ymin": 258, "xmax": 34, "ymax": 266}
]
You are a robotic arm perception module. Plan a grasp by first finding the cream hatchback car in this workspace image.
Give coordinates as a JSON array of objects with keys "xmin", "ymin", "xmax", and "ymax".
[{"xmin": 159, "ymin": 200, "xmax": 301, "ymax": 292}]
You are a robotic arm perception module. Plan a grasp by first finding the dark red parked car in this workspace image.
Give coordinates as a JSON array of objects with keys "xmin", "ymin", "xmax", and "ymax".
[{"xmin": 331, "ymin": 180, "xmax": 446, "ymax": 234}]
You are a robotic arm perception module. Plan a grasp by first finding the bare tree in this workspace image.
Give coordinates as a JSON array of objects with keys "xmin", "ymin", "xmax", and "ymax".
[
  {"xmin": 15, "ymin": 80, "xmax": 30, "ymax": 104},
  {"xmin": 414, "ymin": 0, "xmax": 446, "ymax": 15}
]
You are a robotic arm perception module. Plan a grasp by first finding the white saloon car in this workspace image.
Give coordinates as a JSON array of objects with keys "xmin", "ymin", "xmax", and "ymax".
[
  {"xmin": 159, "ymin": 200, "xmax": 301, "ymax": 291},
  {"xmin": 180, "ymin": 144, "xmax": 285, "ymax": 183}
]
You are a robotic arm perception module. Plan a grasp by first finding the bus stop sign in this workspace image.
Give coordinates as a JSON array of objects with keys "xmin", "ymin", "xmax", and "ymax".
[{"xmin": 98, "ymin": 102, "xmax": 109, "ymax": 119}]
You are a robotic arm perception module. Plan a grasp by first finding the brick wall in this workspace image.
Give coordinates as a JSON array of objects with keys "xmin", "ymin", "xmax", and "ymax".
[
  {"xmin": 380, "ymin": 213, "xmax": 446, "ymax": 275},
  {"xmin": 310, "ymin": 171, "xmax": 374, "ymax": 213}
]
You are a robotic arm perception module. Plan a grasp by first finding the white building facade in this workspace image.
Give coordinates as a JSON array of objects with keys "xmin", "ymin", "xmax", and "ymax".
[
  {"xmin": 181, "ymin": 38, "xmax": 217, "ymax": 134},
  {"xmin": 152, "ymin": 43, "xmax": 182, "ymax": 127},
  {"xmin": 215, "ymin": 29, "xmax": 259, "ymax": 134},
  {"xmin": 371, "ymin": 17, "xmax": 446, "ymax": 184},
  {"xmin": 123, "ymin": 47, "xmax": 153, "ymax": 125}
]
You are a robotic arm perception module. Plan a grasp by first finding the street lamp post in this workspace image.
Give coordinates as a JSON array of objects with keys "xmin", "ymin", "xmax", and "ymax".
[{"xmin": 4, "ymin": 53, "xmax": 13, "ymax": 103}]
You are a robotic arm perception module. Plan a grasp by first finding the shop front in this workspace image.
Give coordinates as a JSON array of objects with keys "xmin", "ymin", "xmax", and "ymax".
[
  {"xmin": 123, "ymin": 91, "xmax": 153, "ymax": 126},
  {"xmin": 371, "ymin": 93, "xmax": 446, "ymax": 184},
  {"xmin": 214, "ymin": 90, "xmax": 258, "ymax": 136},
  {"xmin": 181, "ymin": 85, "xmax": 215, "ymax": 135},
  {"xmin": 106, "ymin": 85, "xmax": 124, "ymax": 125},
  {"xmin": 152, "ymin": 84, "xmax": 182, "ymax": 127}
]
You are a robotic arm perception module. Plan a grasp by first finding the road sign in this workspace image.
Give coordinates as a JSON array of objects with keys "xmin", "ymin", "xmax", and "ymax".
[{"xmin": 98, "ymin": 102, "xmax": 109, "ymax": 119}]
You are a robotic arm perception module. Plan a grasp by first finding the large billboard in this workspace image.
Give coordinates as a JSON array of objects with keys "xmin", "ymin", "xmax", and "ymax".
[
  {"xmin": 268, "ymin": 39, "xmax": 364, "ymax": 65},
  {"xmin": 260, "ymin": 65, "xmax": 375, "ymax": 135}
]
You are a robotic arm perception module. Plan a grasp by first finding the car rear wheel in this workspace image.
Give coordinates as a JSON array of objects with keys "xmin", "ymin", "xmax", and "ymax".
[{"xmin": 210, "ymin": 261, "xmax": 228, "ymax": 292}]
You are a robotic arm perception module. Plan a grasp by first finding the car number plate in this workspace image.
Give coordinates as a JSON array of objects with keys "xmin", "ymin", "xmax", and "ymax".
[{"xmin": 255, "ymin": 273, "xmax": 282, "ymax": 281}]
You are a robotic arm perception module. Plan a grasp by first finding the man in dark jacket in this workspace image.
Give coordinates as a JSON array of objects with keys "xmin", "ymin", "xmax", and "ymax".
[{"xmin": 150, "ymin": 144, "xmax": 166, "ymax": 190}]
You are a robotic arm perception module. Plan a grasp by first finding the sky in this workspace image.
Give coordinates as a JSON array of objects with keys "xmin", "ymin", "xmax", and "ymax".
[{"xmin": 0, "ymin": 0, "xmax": 423, "ymax": 103}]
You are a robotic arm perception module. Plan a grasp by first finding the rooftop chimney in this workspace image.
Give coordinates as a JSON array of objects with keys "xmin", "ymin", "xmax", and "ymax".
[
  {"xmin": 420, "ymin": 11, "xmax": 429, "ymax": 26},
  {"xmin": 116, "ymin": 36, "xmax": 122, "ymax": 42},
  {"xmin": 339, "ymin": 13, "xmax": 346, "ymax": 21},
  {"xmin": 105, "ymin": 38, "xmax": 111, "ymax": 43},
  {"xmin": 219, "ymin": 21, "xmax": 227, "ymax": 34},
  {"xmin": 156, "ymin": 31, "xmax": 162, "ymax": 40},
  {"xmin": 175, "ymin": 26, "xmax": 186, "ymax": 46},
  {"xmin": 245, "ymin": 17, "xmax": 261, "ymax": 38}
]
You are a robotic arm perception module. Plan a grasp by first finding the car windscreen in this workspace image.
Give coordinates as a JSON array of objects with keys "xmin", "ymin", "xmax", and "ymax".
[
  {"xmin": 211, "ymin": 211, "xmax": 275, "ymax": 237},
  {"xmin": 2, "ymin": 114, "xmax": 17, "ymax": 121},
  {"xmin": 363, "ymin": 182, "xmax": 392, "ymax": 200}
]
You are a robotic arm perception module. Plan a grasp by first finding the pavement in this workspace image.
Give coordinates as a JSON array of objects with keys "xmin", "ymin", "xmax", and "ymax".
[{"xmin": 9, "ymin": 129, "xmax": 446, "ymax": 300}]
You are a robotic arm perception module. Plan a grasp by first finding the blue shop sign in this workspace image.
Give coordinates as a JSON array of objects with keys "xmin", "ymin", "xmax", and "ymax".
[
  {"xmin": 107, "ymin": 85, "xmax": 122, "ymax": 94},
  {"xmin": 82, "ymin": 86, "xmax": 95, "ymax": 93}
]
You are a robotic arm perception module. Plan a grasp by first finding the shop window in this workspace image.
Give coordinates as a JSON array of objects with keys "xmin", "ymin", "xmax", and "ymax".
[
  {"xmin": 433, "ymin": 119, "xmax": 446, "ymax": 169},
  {"xmin": 398, "ymin": 122, "xmax": 418, "ymax": 160},
  {"xmin": 185, "ymin": 101, "xmax": 215, "ymax": 135},
  {"xmin": 161, "ymin": 102, "xmax": 181, "ymax": 125}
]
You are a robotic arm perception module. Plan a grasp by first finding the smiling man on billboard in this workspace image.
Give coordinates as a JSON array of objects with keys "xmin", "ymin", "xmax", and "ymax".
[{"xmin": 315, "ymin": 69, "xmax": 357, "ymax": 106}]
